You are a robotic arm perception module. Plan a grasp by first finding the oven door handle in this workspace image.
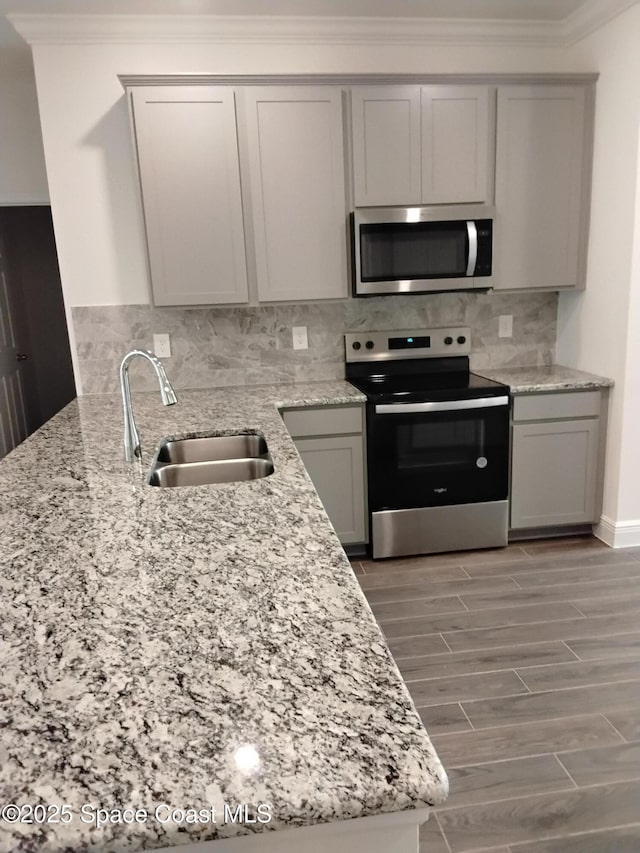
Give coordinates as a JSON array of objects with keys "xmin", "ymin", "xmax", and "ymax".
[{"xmin": 374, "ymin": 396, "xmax": 510, "ymax": 415}]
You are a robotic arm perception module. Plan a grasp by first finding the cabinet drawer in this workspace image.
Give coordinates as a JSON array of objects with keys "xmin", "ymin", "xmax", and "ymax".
[
  {"xmin": 283, "ymin": 406, "xmax": 363, "ymax": 438},
  {"xmin": 513, "ymin": 391, "xmax": 601, "ymax": 422}
]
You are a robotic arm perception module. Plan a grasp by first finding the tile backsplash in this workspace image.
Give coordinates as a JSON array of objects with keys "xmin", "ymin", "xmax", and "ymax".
[{"xmin": 72, "ymin": 291, "xmax": 557, "ymax": 394}]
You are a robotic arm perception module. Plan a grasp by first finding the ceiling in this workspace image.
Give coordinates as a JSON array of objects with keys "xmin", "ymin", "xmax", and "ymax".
[{"xmin": 0, "ymin": 0, "xmax": 606, "ymax": 50}]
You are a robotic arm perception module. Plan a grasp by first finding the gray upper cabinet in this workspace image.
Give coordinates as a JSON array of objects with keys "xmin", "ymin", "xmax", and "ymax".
[
  {"xmin": 243, "ymin": 87, "xmax": 348, "ymax": 302},
  {"xmin": 351, "ymin": 85, "xmax": 493, "ymax": 207},
  {"xmin": 130, "ymin": 86, "xmax": 248, "ymax": 306},
  {"xmin": 494, "ymin": 85, "xmax": 590, "ymax": 291},
  {"xmin": 126, "ymin": 76, "xmax": 596, "ymax": 306},
  {"xmin": 421, "ymin": 86, "xmax": 492, "ymax": 204},
  {"xmin": 351, "ymin": 86, "xmax": 422, "ymax": 206}
]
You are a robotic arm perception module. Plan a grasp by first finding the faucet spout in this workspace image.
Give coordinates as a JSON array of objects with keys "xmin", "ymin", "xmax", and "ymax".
[{"xmin": 119, "ymin": 349, "xmax": 177, "ymax": 462}]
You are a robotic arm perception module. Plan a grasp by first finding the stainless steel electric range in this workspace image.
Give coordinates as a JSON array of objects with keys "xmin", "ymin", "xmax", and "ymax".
[{"xmin": 345, "ymin": 327, "xmax": 511, "ymax": 559}]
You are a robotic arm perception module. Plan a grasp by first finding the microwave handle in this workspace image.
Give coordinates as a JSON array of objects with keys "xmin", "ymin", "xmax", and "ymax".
[
  {"xmin": 375, "ymin": 396, "xmax": 510, "ymax": 415},
  {"xmin": 466, "ymin": 221, "xmax": 478, "ymax": 277}
]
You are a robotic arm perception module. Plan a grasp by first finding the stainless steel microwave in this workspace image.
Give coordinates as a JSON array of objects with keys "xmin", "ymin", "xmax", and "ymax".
[{"xmin": 351, "ymin": 205, "xmax": 494, "ymax": 296}]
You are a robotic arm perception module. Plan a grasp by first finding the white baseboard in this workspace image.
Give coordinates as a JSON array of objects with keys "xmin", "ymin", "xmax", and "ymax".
[{"xmin": 595, "ymin": 515, "xmax": 640, "ymax": 548}]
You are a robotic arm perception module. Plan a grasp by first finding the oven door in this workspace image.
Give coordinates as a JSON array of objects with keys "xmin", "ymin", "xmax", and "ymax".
[{"xmin": 367, "ymin": 396, "xmax": 510, "ymax": 512}]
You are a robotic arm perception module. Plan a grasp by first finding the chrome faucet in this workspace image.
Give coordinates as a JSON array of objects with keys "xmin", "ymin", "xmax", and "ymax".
[{"xmin": 119, "ymin": 349, "xmax": 177, "ymax": 462}]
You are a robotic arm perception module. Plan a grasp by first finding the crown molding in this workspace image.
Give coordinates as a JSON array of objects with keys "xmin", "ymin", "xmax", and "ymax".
[
  {"xmin": 6, "ymin": 13, "xmax": 562, "ymax": 48},
  {"xmin": 561, "ymin": 0, "xmax": 639, "ymax": 43},
  {"xmin": 118, "ymin": 72, "xmax": 599, "ymax": 89},
  {"xmin": 8, "ymin": 2, "xmax": 639, "ymax": 49}
]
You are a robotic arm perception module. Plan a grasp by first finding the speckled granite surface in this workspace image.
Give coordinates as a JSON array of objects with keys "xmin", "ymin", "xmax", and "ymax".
[
  {"xmin": 0, "ymin": 380, "xmax": 447, "ymax": 853},
  {"xmin": 478, "ymin": 364, "xmax": 614, "ymax": 394}
]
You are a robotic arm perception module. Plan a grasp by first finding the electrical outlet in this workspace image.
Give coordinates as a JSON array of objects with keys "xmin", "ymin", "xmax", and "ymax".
[
  {"xmin": 498, "ymin": 315, "xmax": 513, "ymax": 338},
  {"xmin": 292, "ymin": 326, "xmax": 308, "ymax": 350},
  {"xmin": 153, "ymin": 333, "xmax": 171, "ymax": 358}
]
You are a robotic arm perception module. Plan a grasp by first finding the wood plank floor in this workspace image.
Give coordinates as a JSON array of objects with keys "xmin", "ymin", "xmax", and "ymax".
[{"xmin": 352, "ymin": 535, "xmax": 640, "ymax": 852}]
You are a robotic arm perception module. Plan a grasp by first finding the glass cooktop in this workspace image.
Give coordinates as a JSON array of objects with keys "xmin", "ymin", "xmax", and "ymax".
[{"xmin": 348, "ymin": 370, "xmax": 509, "ymax": 404}]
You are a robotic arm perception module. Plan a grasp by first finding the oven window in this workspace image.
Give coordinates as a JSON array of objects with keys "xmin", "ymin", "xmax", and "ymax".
[
  {"xmin": 360, "ymin": 220, "xmax": 468, "ymax": 282},
  {"xmin": 397, "ymin": 419, "xmax": 484, "ymax": 470}
]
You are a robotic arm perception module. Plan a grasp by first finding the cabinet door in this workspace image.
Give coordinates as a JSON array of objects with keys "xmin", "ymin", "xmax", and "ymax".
[
  {"xmin": 511, "ymin": 419, "xmax": 599, "ymax": 529},
  {"xmin": 494, "ymin": 86, "xmax": 587, "ymax": 291},
  {"xmin": 351, "ymin": 86, "xmax": 421, "ymax": 206},
  {"xmin": 131, "ymin": 86, "xmax": 248, "ymax": 306},
  {"xmin": 296, "ymin": 435, "xmax": 366, "ymax": 545},
  {"xmin": 243, "ymin": 87, "xmax": 347, "ymax": 302},
  {"xmin": 421, "ymin": 86, "xmax": 492, "ymax": 204}
]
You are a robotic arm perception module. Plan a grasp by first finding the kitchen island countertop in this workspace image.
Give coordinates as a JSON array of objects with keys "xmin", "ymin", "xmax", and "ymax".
[
  {"xmin": 0, "ymin": 380, "xmax": 447, "ymax": 853},
  {"xmin": 478, "ymin": 363, "xmax": 614, "ymax": 394}
]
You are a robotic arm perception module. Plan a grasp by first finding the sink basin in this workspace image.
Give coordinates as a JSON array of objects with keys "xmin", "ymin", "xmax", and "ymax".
[
  {"xmin": 149, "ymin": 458, "xmax": 274, "ymax": 488},
  {"xmin": 148, "ymin": 432, "xmax": 274, "ymax": 488},
  {"xmin": 157, "ymin": 434, "xmax": 268, "ymax": 464}
]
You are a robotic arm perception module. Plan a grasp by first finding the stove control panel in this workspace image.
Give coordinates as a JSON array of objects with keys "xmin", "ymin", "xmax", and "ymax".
[{"xmin": 345, "ymin": 327, "xmax": 471, "ymax": 361}]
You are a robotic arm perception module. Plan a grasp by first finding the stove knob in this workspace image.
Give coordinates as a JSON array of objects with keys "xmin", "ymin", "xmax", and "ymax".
[
  {"xmin": 457, "ymin": 335, "xmax": 467, "ymax": 345},
  {"xmin": 365, "ymin": 340, "xmax": 375, "ymax": 350},
  {"xmin": 352, "ymin": 341, "xmax": 361, "ymax": 350},
  {"xmin": 444, "ymin": 336, "xmax": 453, "ymax": 345}
]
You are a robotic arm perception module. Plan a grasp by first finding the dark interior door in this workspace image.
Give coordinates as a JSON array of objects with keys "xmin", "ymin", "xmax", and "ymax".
[
  {"xmin": 0, "ymin": 233, "xmax": 28, "ymax": 458},
  {"xmin": 0, "ymin": 206, "xmax": 76, "ymax": 455}
]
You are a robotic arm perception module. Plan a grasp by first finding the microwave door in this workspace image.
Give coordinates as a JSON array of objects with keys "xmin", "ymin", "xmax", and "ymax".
[
  {"xmin": 360, "ymin": 220, "xmax": 469, "ymax": 279},
  {"xmin": 355, "ymin": 218, "xmax": 476, "ymax": 296}
]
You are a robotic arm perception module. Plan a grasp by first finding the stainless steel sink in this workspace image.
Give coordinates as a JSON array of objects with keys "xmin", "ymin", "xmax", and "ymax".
[
  {"xmin": 149, "ymin": 458, "xmax": 274, "ymax": 488},
  {"xmin": 157, "ymin": 434, "xmax": 268, "ymax": 464},
  {"xmin": 148, "ymin": 432, "xmax": 274, "ymax": 488}
]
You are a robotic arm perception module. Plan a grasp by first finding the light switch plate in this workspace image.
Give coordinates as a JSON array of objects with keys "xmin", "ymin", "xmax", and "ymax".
[
  {"xmin": 292, "ymin": 326, "xmax": 308, "ymax": 350},
  {"xmin": 498, "ymin": 315, "xmax": 513, "ymax": 338},
  {"xmin": 153, "ymin": 333, "xmax": 171, "ymax": 358}
]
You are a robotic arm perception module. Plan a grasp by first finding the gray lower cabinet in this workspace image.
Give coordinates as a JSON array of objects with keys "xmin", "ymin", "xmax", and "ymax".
[
  {"xmin": 294, "ymin": 435, "xmax": 366, "ymax": 544},
  {"xmin": 510, "ymin": 391, "xmax": 603, "ymax": 530},
  {"xmin": 282, "ymin": 406, "xmax": 367, "ymax": 545}
]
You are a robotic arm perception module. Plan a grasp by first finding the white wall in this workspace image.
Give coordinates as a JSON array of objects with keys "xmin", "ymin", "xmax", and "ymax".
[
  {"xmin": 557, "ymin": 3, "xmax": 640, "ymax": 539},
  {"xmin": 0, "ymin": 49, "xmax": 49, "ymax": 204},
  {"xmin": 617, "ymin": 128, "xmax": 640, "ymax": 527},
  {"xmin": 27, "ymin": 38, "xmax": 574, "ymax": 308}
]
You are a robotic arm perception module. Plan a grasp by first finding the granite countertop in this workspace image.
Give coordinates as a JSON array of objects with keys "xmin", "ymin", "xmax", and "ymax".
[
  {"xmin": 477, "ymin": 364, "xmax": 614, "ymax": 394},
  {"xmin": 0, "ymin": 380, "xmax": 447, "ymax": 853}
]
